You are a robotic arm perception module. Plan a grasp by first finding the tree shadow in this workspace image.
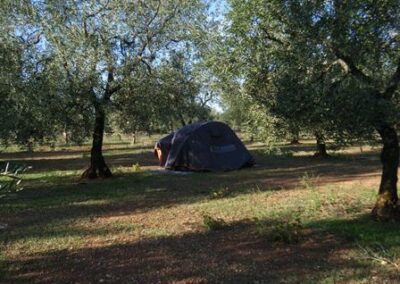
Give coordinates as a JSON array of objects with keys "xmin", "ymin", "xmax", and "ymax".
[
  {"xmin": 2, "ymin": 144, "xmax": 398, "ymax": 283},
  {"xmin": 0, "ymin": 142, "xmax": 383, "ymax": 173},
  {"xmin": 0, "ymin": 147, "xmax": 386, "ymax": 233},
  {"xmin": 4, "ymin": 215, "xmax": 399, "ymax": 283},
  {"xmin": 0, "ymin": 148, "xmax": 156, "ymax": 172}
]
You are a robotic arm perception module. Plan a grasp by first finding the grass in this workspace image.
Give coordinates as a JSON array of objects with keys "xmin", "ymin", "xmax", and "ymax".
[{"xmin": 0, "ymin": 138, "xmax": 399, "ymax": 283}]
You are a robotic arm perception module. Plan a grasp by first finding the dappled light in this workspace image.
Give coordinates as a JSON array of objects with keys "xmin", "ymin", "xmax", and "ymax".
[
  {"xmin": 5, "ymin": 215, "xmax": 400, "ymax": 283},
  {"xmin": 1, "ymin": 0, "xmax": 400, "ymax": 282},
  {"xmin": 2, "ymin": 141, "xmax": 399, "ymax": 282}
]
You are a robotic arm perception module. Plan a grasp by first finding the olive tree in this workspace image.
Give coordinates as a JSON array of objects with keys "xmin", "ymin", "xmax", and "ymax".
[
  {"xmin": 221, "ymin": 0, "xmax": 400, "ymax": 220},
  {"xmin": 12, "ymin": 0, "xmax": 207, "ymax": 178}
]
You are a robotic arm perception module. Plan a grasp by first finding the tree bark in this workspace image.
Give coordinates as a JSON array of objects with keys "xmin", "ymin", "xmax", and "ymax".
[
  {"xmin": 289, "ymin": 128, "xmax": 300, "ymax": 144},
  {"xmin": 63, "ymin": 124, "xmax": 69, "ymax": 145},
  {"xmin": 179, "ymin": 113, "xmax": 186, "ymax": 126},
  {"xmin": 372, "ymin": 124, "xmax": 399, "ymax": 220},
  {"xmin": 82, "ymin": 105, "xmax": 112, "ymax": 179},
  {"xmin": 314, "ymin": 133, "xmax": 329, "ymax": 158},
  {"xmin": 131, "ymin": 132, "xmax": 136, "ymax": 145}
]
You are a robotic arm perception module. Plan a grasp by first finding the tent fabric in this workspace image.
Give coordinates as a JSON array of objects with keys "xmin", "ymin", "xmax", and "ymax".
[{"xmin": 154, "ymin": 121, "xmax": 254, "ymax": 171}]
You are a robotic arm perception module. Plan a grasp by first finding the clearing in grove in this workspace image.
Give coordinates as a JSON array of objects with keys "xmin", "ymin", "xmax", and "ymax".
[{"xmin": 1, "ymin": 137, "xmax": 400, "ymax": 283}]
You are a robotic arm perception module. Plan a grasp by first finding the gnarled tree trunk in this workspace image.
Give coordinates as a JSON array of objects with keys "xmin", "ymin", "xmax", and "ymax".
[
  {"xmin": 314, "ymin": 133, "xmax": 329, "ymax": 158},
  {"xmin": 290, "ymin": 137, "xmax": 300, "ymax": 145},
  {"xmin": 131, "ymin": 132, "xmax": 136, "ymax": 145},
  {"xmin": 289, "ymin": 129, "xmax": 300, "ymax": 144},
  {"xmin": 372, "ymin": 124, "xmax": 399, "ymax": 220},
  {"xmin": 82, "ymin": 105, "xmax": 112, "ymax": 179},
  {"xmin": 63, "ymin": 124, "xmax": 69, "ymax": 145}
]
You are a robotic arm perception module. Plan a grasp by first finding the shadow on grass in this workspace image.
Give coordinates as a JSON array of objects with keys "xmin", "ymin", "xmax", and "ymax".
[
  {"xmin": 0, "ymin": 145, "xmax": 155, "ymax": 172},
  {"xmin": 1, "ymin": 141, "xmax": 383, "ymax": 174},
  {"xmin": 309, "ymin": 214, "xmax": 400, "ymax": 247},
  {"xmin": 0, "ymin": 143, "xmax": 150, "ymax": 158},
  {"xmin": 4, "ymin": 215, "xmax": 400, "ymax": 283},
  {"xmin": 0, "ymin": 147, "xmax": 384, "ymax": 233},
  {"xmin": 1, "ymin": 143, "xmax": 395, "ymax": 283}
]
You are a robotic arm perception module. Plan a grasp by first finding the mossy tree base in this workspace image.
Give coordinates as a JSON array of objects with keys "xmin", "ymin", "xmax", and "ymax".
[
  {"xmin": 81, "ymin": 163, "xmax": 112, "ymax": 179},
  {"xmin": 314, "ymin": 133, "xmax": 330, "ymax": 158},
  {"xmin": 373, "ymin": 125, "xmax": 399, "ymax": 221},
  {"xmin": 372, "ymin": 201, "xmax": 400, "ymax": 222},
  {"xmin": 313, "ymin": 152, "xmax": 331, "ymax": 159},
  {"xmin": 290, "ymin": 139, "xmax": 301, "ymax": 145}
]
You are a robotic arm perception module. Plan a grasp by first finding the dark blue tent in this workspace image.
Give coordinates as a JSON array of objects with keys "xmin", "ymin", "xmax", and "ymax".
[{"xmin": 154, "ymin": 121, "xmax": 254, "ymax": 171}]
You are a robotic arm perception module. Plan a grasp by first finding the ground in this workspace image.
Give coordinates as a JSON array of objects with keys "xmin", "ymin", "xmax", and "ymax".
[{"xmin": 1, "ymin": 137, "xmax": 400, "ymax": 283}]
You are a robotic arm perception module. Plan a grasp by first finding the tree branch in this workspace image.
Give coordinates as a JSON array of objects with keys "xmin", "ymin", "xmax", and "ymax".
[
  {"xmin": 330, "ymin": 44, "xmax": 373, "ymax": 85},
  {"xmin": 146, "ymin": 0, "xmax": 161, "ymax": 28},
  {"xmin": 100, "ymin": 34, "xmax": 121, "ymax": 100},
  {"xmin": 381, "ymin": 59, "xmax": 400, "ymax": 99},
  {"xmin": 140, "ymin": 58, "xmax": 152, "ymax": 74},
  {"xmin": 86, "ymin": 0, "xmax": 111, "ymax": 19},
  {"xmin": 260, "ymin": 26, "xmax": 287, "ymax": 46},
  {"xmin": 83, "ymin": 0, "xmax": 111, "ymax": 38}
]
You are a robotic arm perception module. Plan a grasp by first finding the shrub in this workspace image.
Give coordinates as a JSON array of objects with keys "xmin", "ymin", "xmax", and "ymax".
[
  {"xmin": 299, "ymin": 171, "xmax": 318, "ymax": 190},
  {"xmin": 132, "ymin": 163, "xmax": 141, "ymax": 172},
  {"xmin": 209, "ymin": 187, "xmax": 230, "ymax": 199},
  {"xmin": 202, "ymin": 214, "xmax": 228, "ymax": 231},
  {"xmin": 255, "ymin": 217, "xmax": 303, "ymax": 244}
]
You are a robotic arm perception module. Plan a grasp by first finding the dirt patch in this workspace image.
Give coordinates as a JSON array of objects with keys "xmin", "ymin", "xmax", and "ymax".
[{"xmin": 6, "ymin": 225, "xmax": 359, "ymax": 284}]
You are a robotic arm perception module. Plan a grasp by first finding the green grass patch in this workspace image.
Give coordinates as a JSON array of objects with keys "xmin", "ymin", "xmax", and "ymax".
[{"xmin": 1, "ymin": 142, "xmax": 398, "ymax": 283}]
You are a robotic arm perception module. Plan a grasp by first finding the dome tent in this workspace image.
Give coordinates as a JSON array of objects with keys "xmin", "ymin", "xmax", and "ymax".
[{"xmin": 154, "ymin": 121, "xmax": 254, "ymax": 171}]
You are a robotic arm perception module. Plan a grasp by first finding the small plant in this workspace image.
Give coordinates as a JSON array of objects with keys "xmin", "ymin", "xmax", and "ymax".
[
  {"xmin": 358, "ymin": 242, "xmax": 400, "ymax": 271},
  {"xmin": 0, "ymin": 162, "xmax": 31, "ymax": 199},
  {"xmin": 209, "ymin": 187, "xmax": 230, "ymax": 199},
  {"xmin": 281, "ymin": 150, "xmax": 294, "ymax": 157},
  {"xmin": 132, "ymin": 163, "xmax": 141, "ymax": 172},
  {"xmin": 255, "ymin": 217, "xmax": 303, "ymax": 244},
  {"xmin": 299, "ymin": 171, "xmax": 318, "ymax": 190},
  {"xmin": 345, "ymin": 199, "xmax": 364, "ymax": 214},
  {"xmin": 202, "ymin": 214, "xmax": 227, "ymax": 230},
  {"xmin": 263, "ymin": 146, "xmax": 282, "ymax": 156}
]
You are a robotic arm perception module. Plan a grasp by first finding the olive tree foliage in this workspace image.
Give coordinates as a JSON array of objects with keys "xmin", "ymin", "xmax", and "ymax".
[
  {"xmin": 1, "ymin": 1, "xmax": 94, "ymax": 148},
  {"xmin": 112, "ymin": 3, "xmax": 218, "ymax": 137},
  {"xmin": 0, "ymin": 15, "xmax": 21, "ymax": 145},
  {"xmin": 220, "ymin": 0, "xmax": 400, "ymax": 220},
  {"xmin": 9, "ymin": 0, "xmax": 208, "ymax": 178},
  {"xmin": 112, "ymin": 66, "xmax": 159, "ymax": 137},
  {"xmin": 216, "ymin": 79, "xmax": 276, "ymax": 145},
  {"xmin": 0, "ymin": 1, "xmax": 42, "ymax": 148},
  {"xmin": 155, "ymin": 51, "xmax": 212, "ymax": 128},
  {"xmin": 203, "ymin": 5, "xmax": 298, "ymax": 148},
  {"xmin": 114, "ymin": 51, "xmax": 213, "ymax": 137}
]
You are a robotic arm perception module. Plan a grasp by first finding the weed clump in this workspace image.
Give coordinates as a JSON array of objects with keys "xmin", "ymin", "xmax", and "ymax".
[
  {"xmin": 299, "ymin": 171, "xmax": 319, "ymax": 190},
  {"xmin": 209, "ymin": 187, "xmax": 230, "ymax": 199},
  {"xmin": 132, "ymin": 163, "xmax": 141, "ymax": 172},
  {"xmin": 255, "ymin": 217, "xmax": 303, "ymax": 244},
  {"xmin": 202, "ymin": 214, "xmax": 228, "ymax": 231}
]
